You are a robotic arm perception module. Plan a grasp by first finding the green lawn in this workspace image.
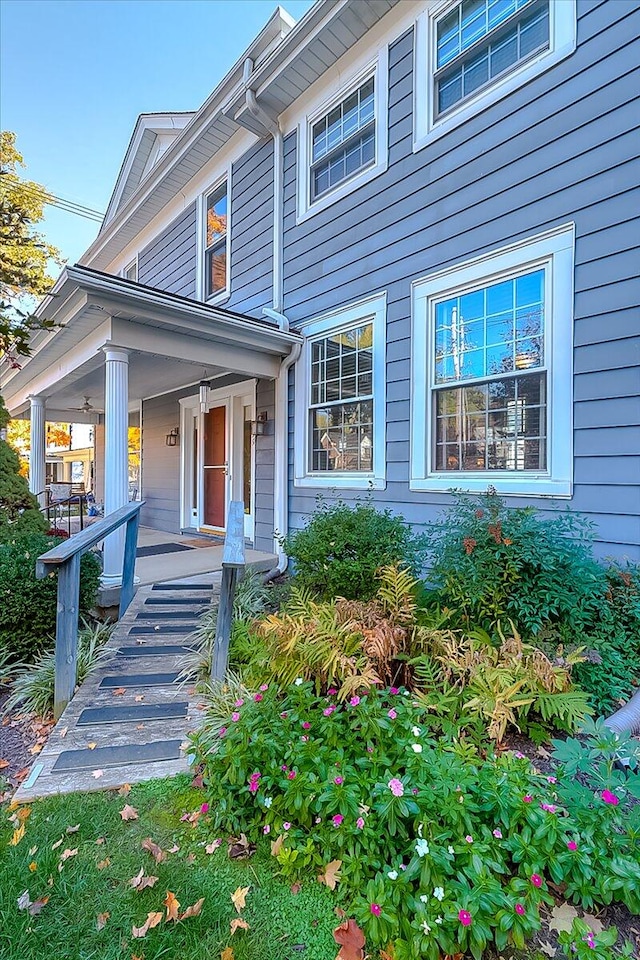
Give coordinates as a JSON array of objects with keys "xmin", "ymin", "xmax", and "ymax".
[{"xmin": 0, "ymin": 775, "xmax": 338, "ymax": 960}]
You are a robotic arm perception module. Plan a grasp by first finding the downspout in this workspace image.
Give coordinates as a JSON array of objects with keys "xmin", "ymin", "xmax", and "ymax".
[
  {"xmin": 241, "ymin": 57, "xmax": 295, "ymax": 577},
  {"xmin": 604, "ymin": 688, "xmax": 640, "ymax": 737}
]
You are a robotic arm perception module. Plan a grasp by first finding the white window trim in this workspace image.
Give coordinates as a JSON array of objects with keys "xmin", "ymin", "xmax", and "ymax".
[
  {"xmin": 410, "ymin": 223, "xmax": 575, "ymax": 497},
  {"xmin": 196, "ymin": 165, "xmax": 232, "ymax": 304},
  {"xmin": 122, "ymin": 256, "xmax": 138, "ymax": 281},
  {"xmin": 296, "ymin": 49, "xmax": 389, "ymax": 224},
  {"xmin": 294, "ymin": 292, "xmax": 387, "ymax": 490},
  {"xmin": 413, "ymin": 0, "xmax": 576, "ymax": 151}
]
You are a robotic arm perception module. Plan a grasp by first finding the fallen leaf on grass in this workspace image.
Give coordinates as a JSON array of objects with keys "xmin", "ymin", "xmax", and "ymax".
[
  {"xmin": 58, "ymin": 848, "xmax": 78, "ymax": 871},
  {"xmin": 96, "ymin": 911, "xmax": 110, "ymax": 930},
  {"xmin": 179, "ymin": 897, "xmax": 205, "ymax": 920},
  {"xmin": 97, "ymin": 858, "xmax": 111, "ymax": 870},
  {"xmin": 12, "ymin": 806, "xmax": 32, "ymax": 823},
  {"xmin": 141, "ymin": 838, "xmax": 167, "ymax": 863},
  {"xmin": 129, "ymin": 868, "xmax": 158, "ymax": 891},
  {"xmin": 66, "ymin": 824, "xmax": 80, "ymax": 834},
  {"xmin": 132, "ymin": 911, "xmax": 163, "ymax": 939},
  {"xmin": 228, "ymin": 834, "xmax": 255, "ymax": 859},
  {"xmin": 17, "ymin": 890, "xmax": 49, "ymax": 916},
  {"xmin": 231, "ymin": 886, "xmax": 250, "ymax": 913},
  {"xmin": 333, "ymin": 918, "xmax": 365, "ymax": 960},
  {"xmin": 9, "ymin": 824, "xmax": 25, "ymax": 846},
  {"xmin": 92, "ymin": 769, "xmax": 104, "ymax": 779},
  {"xmin": 205, "ymin": 839, "xmax": 222, "ymax": 854},
  {"xmin": 164, "ymin": 890, "xmax": 180, "ymax": 922},
  {"xmin": 168, "ymin": 844, "xmax": 180, "ymax": 854},
  {"xmin": 221, "ymin": 949, "xmax": 235, "ymax": 960},
  {"xmin": 318, "ymin": 859, "xmax": 342, "ymax": 891},
  {"xmin": 95, "ymin": 837, "xmax": 105, "ymax": 845},
  {"xmin": 290, "ymin": 882, "xmax": 301, "ymax": 895},
  {"xmin": 549, "ymin": 902, "xmax": 579, "ymax": 933},
  {"xmin": 270, "ymin": 835, "xmax": 284, "ymax": 857},
  {"xmin": 28, "ymin": 861, "xmax": 37, "ymax": 872},
  {"xmin": 118, "ymin": 783, "xmax": 132, "ymax": 796},
  {"xmin": 120, "ymin": 804, "xmax": 139, "ymax": 822},
  {"xmin": 230, "ymin": 918, "xmax": 249, "ymax": 935},
  {"xmin": 51, "ymin": 838, "xmax": 63, "ymax": 851},
  {"xmin": 112, "ymin": 688, "xmax": 126, "ymax": 697}
]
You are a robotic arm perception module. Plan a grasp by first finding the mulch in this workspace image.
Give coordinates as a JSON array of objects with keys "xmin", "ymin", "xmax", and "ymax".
[{"xmin": 0, "ymin": 686, "xmax": 54, "ymax": 798}]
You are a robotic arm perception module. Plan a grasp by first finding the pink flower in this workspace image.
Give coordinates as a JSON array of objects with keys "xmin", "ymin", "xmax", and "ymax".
[
  {"xmin": 541, "ymin": 803, "xmax": 557, "ymax": 813},
  {"xmin": 323, "ymin": 706, "xmax": 336, "ymax": 717},
  {"xmin": 530, "ymin": 874, "xmax": 542, "ymax": 888},
  {"xmin": 263, "ymin": 824, "xmax": 270, "ymax": 834},
  {"xmin": 302, "ymin": 721, "xmax": 311, "ymax": 730},
  {"xmin": 315, "ymin": 816, "xmax": 322, "ymax": 824},
  {"xmin": 367, "ymin": 746, "xmax": 374, "ymax": 753},
  {"xmin": 327, "ymin": 688, "xmax": 338, "ymax": 696},
  {"xmin": 259, "ymin": 683, "xmax": 269, "ymax": 691},
  {"xmin": 287, "ymin": 770, "xmax": 296, "ymax": 780},
  {"xmin": 300, "ymin": 735, "xmax": 308, "ymax": 742},
  {"xmin": 458, "ymin": 909, "xmax": 472, "ymax": 926},
  {"xmin": 547, "ymin": 776, "xmax": 557, "ymax": 784},
  {"xmin": 334, "ymin": 776, "xmax": 344, "ymax": 785},
  {"xmin": 349, "ymin": 696, "xmax": 361, "ymax": 706},
  {"xmin": 514, "ymin": 751, "xmax": 526, "ymax": 759},
  {"xmin": 388, "ymin": 778, "xmax": 404, "ymax": 797},
  {"xmin": 234, "ymin": 699, "xmax": 244, "ymax": 707},
  {"xmin": 493, "ymin": 828, "xmax": 503, "ymax": 839},
  {"xmin": 281, "ymin": 764, "xmax": 288, "ymax": 772},
  {"xmin": 370, "ymin": 903, "xmax": 381, "ymax": 917},
  {"xmin": 280, "ymin": 712, "xmax": 288, "ymax": 719},
  {"xmin": 601, "ymin": 789, "xmax": 619, "ymax": 806},
  {"xmin": 465, "ymin": 835, "xmax": 473, "ymax": 843},
  {"xmin": 387, "ymin": 709, "xmax": 397, "ymax": 720},
  {"xmin": 200, "ymin": 802, "xmax": 209, "ymax": 814},
  {"xmin": 231, "ymin": 712, "xmax": 240, "ymax": 722},
  {"xmin": 254, "ymin": 693, "xmax": 263, "ymax": 702},
  {"xmin": 515, "ymin": 903, "xmax": 525, "ymax": 916},
  {"xmin": 389, "ymin": 687, "xmax": 399, "ymax": 695},
  {"xmin": 332, "ymin": 814, "xmax": 344, "ymax": 827},
  {"xmin": 219, "ymin": 727, "xmax": 227, "ymax": 738},
  {"xmin": 567, "ymin": 840, "xmax": 578, "ymax": 851},
  {"xmin": 283, "ymin": 821, "xmax": 291, "ymax": 831},
  {"xmin": 356, "ymin": 817, "xmax": 365, "ymax": 829},
  {"xmin": 523, "ymin": 795, "xmax": 533, "ymax": 803}
]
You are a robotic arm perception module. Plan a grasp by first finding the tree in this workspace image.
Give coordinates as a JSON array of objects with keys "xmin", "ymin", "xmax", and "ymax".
[
  {"xmin": 0, "ymin": 394, "xmax": 48, "ymax": 541},
  {"xmin": 0, "ymin": 131, "xmax": 63, "ymax": 366}
]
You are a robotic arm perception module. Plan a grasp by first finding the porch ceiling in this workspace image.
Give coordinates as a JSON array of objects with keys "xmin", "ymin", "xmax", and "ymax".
[{"xmin": 2, "ymin": 265, "xmax": 301, "ymax": 418}]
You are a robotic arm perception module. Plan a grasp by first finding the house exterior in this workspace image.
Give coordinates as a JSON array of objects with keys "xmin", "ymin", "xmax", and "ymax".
[{"xmin": 2, "ymin": 0, "xmax": 638, "ymax": 584}]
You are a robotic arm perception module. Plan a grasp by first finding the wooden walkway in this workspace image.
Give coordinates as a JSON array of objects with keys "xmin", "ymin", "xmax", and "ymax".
[{"xmin": 14, "ymin": 576, "xmax": 218, "ymax": 802}]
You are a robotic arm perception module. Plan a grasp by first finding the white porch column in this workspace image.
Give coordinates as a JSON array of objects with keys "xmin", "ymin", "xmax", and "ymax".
[
  {"xmin": 28, "ymin": 395, "xmax": 47, "ymax": 506},
  {"xmin": 101, "ymin": 347, "xmax": 129, "ymax": 586}
]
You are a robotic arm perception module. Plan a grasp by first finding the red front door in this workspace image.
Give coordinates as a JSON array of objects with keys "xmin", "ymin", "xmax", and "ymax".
[{"xmin": 203, "ymin": 405, "xmax": 226, "ymax": 528}]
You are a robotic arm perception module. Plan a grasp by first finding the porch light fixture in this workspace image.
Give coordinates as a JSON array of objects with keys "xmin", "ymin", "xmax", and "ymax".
[
  {"xmin": 199, "ymin": 380, "xmax": 210, "ymax": 413},
  {"xmin": 251, "ymin": 411, "xmax": 268, "ymax": 437},
  {"xmin": 165, "ymin": 427, "xmax": 179, "ymax": 447}
]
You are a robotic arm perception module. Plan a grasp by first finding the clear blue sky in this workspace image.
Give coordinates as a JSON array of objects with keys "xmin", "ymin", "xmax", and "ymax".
[{"xmin": 1, "ymin": 0, "xmax": 314, "ymax": 265}]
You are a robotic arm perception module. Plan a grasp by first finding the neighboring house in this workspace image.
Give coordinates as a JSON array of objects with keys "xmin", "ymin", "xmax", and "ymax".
[{"xmin": 2, "ymin": 0, "xmax": 638, "ymax": 586}]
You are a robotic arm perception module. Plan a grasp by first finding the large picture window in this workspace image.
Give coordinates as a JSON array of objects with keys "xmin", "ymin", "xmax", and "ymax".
[
  {"xmin": 204, "ymin": 181, "xmax": 228, "ymax": 299},
  {"xmin": 294, "ymin": 294, "xmax": 387, "ymax": 490},
  {"xmin": 411, "ymin": 225, "xmax": 574, "ymax": 496}
]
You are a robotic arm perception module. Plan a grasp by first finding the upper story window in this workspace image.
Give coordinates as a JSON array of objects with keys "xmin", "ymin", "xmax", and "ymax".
[
  {"xmin": 411, "ymin": 224, "xmax": 574, "ymax": 497},
  {"xmin": 414, "ymin": 0, "xmax": 576, "ymax": 148},
  {"xmin": 435, "ymin": 0, "xmax": 549, "ymax": 115},
  {"xmin": 294, "ymin": 293, "xmax": 387, "ymax": 489},
  {"xmin": 123, "ymin": 260, "xmax": 137, "ymax": 281},
  {"xmin": 296, "ymin": 51, "xmax": 389, "ymax": 222},
  {"xmin": 204, "ymin": 181, "xmax": 228, "ymax": 299},
  {"xmin": 310, "ymin": 78, "xmax": 375, "ymax": 202}
]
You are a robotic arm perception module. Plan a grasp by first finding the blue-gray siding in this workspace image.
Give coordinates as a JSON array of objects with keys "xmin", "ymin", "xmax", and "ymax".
[
  {"xmin": 138, "ymin": 203, "xmax": 197, "ymax": 298},
  {"xmin": 285, "ymin": 1, "xmax": 640, "ymax": 561}
]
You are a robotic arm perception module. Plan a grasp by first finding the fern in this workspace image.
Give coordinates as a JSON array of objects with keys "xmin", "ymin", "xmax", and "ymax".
[
  {"xmin": 535, "ymin": 689, "xmax": 593, "ymax": 728},
  {"xmin": 376, "ymin": 564, "xmax": 418, "ymax": 624}
]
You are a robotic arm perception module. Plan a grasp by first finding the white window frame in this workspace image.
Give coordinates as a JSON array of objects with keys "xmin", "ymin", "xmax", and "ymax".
[
  {"xmin": 294, "ymin": 292, "xmax": 387, "ymax": 490},
  {"xmin": 296, "ymin": 50, "xmax": 389, "ymax": 224},
  {"xmin": 122, "ymin": 257, "xmax": 138, "ymax": 282},
  {"xmin": 413, "ymin": 0, "xmax": 576, "ymax": 151},
  {"xmin": 410, "ymin": 223, "xmax": 575, "ymax": 497},
  {"xmin": 196, "ymin": 167, "xmax": 231, "ymax": 304}
]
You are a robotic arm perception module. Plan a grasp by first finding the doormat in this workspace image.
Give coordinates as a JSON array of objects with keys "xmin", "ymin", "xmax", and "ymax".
[
  {"xmin": 136, "ymin": 542, "xmax": 195, "ymax": 558},
  {"xmin": 182, "ymin": 536, "xmax": 225, "ymax": 547}
]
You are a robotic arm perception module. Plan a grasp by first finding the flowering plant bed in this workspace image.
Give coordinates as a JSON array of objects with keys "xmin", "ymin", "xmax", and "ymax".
[{"xmin": 192, "ymin": 682, "xmax": 640, "ymax": 959}]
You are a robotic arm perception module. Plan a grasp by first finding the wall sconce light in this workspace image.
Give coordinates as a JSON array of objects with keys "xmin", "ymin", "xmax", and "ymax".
[
  {"xmin": 199, "ymin": 380, "xmax": 210, "ymax": 413},
  {"xmin": 251, "ymin": 411, "xmax": 268, "ymax": 437},
  {"xmin": 165, "ymin": 427, "xmax": 179, "ymax": 447}
]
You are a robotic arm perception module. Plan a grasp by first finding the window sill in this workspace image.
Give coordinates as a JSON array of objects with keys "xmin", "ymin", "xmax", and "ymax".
[
  {"xmin": 205, "ymin": 289, "xmax": 230, "ymax": 307},
  {"xmin": 409, "ymin": 474, "xmax": 572, "ymax": 498},
  {"xmin": 295, "ymin": 475, "xmax": 386, "ymax": 491}
]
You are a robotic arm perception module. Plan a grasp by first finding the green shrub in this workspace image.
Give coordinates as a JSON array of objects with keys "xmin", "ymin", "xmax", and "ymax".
[
  {"xmin": 0, "ymin": 397, "xmax": 48, "ymax": 542},
  {"xmin": 192, "ymin": 686, "xmax": 639, "ymax": 960},
  {"xmin": 0, "ymin": 534, "xmax": 101, "ymax": 662},
  {"xmin": 282, "ymin": 499, "xmax": 427, "ymax": 601}
]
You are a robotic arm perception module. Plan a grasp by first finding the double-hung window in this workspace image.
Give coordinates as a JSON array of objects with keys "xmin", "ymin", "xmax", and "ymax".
[
  {"xmin": 204, "ymin": 180, "xmax": 228, "ymax": 299},
  {"xmin": 414, "ymin": 0, "xmax": 576, "ymax": 147},
  {"xmin": 411, "ymin": 225, "xmax": 574, "ymax": 496},
  {"xmin": 294, "ymin": 294, "xmax": 387, "ymax": 489}
]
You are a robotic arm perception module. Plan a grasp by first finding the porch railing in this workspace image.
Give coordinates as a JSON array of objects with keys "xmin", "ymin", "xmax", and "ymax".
[
  {"xmin": 42, "ymin": 492, "xmax": 87, "ymax": 533},
  {"xmin": 36, "ymin": 500, "xmax": 144, "ymax": 719}
]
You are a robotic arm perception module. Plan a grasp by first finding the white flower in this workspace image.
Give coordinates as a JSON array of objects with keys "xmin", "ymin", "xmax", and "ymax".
[
  {"xmin": 387, "ymin": 870, "xmax": 398, "ymax": 880},
  {"xmin": 447, "ymin": 845, "xmax": 454, "ymax": 855},
  {"xmin": 294, "ymin": 677, "xmax": 304, "ymax": 686},
  {"xmin": 411, "ymin": 743, "xmax": 423, "ymax": 754},
  {"xmin": 415, "ymin": 838, "xmax": 430, "ymax": 857},
  {"xmin": 419, "ymin": 894, "xmax": 428, "ymax": 903},
  {"xmin": 435, "ymin": 916, "xmax": 443, "ymax": 924},
  {"xmin": 418, "ymin": 823, "xmax": 423, "ymax": 838},
  {"xmin": 421, "ymin": 921, "xmax": 431, "ymax": 934},
  {"xmin": 412, "ymin": 726, "xmax": 421, "ymax": 737},
  {"xmin": 263, "ymin": 797, "xmax": 272, "ymax": 808},
  {"xmin": 433, "ymin": 886, "xmax": 445, "ymax": 901}
]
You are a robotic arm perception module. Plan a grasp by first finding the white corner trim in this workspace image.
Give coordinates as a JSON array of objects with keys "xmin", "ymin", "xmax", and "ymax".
[
  {"xmin": 296, "ymin": 46, "xmax": 389, "ymax": 224},
  {"xmin": 410, "ymin": 223, "xmax": 575, "ymax": 498},
  {"xmin": 294, "ymin": 291, "xmax": 387, "ymax": 490},
  {"xmin": 413, "ymin": 0, "xmax": 577, "ymax": 152}
]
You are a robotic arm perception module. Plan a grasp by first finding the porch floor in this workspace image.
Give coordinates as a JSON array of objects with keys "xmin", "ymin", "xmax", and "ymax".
[
  {"xmin": 14, "ymin": 575, "xmax": 219, "ymax": 802},
  {"xmin": 134, "ymin": 527, "xmax": 276, "ymax": 586}
]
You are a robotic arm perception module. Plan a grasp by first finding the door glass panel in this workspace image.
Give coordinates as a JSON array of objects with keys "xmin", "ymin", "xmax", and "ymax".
[
  {"xmin": 192, "ymin": 415, "xmax": 198, "ymax": 513},
  {"xmin": 243, "ymin": 405, "xmax": 252, "ymax": 515},
  {"xmin": 203, "ymin": 405, "xmax": 226, "ymax": 527}
]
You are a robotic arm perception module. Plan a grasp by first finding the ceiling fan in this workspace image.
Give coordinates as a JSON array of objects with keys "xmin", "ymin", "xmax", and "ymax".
[{"xmin": 73, "ymin": 397, "xmax": 96, "ymax": 413}]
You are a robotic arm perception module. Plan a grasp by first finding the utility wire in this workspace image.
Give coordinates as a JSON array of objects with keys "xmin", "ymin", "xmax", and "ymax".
[{"xmin": 3, "ymin": 180, "xmax": 105, "ymax": 222}]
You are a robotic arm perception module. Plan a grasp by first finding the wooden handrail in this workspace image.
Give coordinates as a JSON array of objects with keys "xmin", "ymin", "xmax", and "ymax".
[
  {"xmin": 36, "ymin": 500, "xmax": 145, "ymax": 719},
  {"xmin": 212, "ymin": 501, "xmax": 246, "ymax": 680}
]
